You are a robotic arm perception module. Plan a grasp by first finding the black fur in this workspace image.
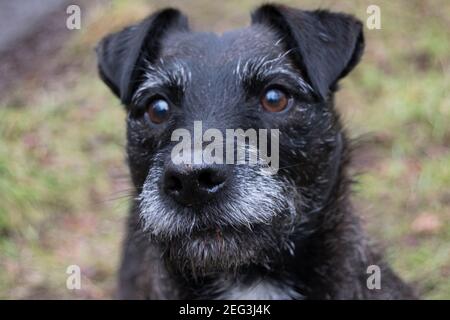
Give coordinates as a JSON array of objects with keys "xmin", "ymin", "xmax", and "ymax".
[{"xmin": 96, "ymin": 4, "xmax": 416, "ymax": 299}]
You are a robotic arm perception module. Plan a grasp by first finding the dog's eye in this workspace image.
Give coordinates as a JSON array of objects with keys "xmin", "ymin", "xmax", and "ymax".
[
  {"xmin": 261, "ymin": 88, "xmax": 289, "ymax": 112},
  {"xmin": 147, "ymin": 98, "xmax": 170, "ymax": 124}
]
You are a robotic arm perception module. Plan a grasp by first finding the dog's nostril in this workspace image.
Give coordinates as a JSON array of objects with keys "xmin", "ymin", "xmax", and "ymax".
[
  {"xmin": 163, "ymin": 164, "xmax": 228, "ymax": 205},
  {"xmin": 165, "ymin": 174, "xmax": 183, "ymax": 193},
  {"xmin": 198, "ymin": 169, "xmax": 226, "ymax": 192}
]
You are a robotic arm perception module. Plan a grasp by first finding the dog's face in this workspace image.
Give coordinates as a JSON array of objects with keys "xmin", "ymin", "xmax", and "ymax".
[{"xmin": 97, "ymin": 5, "xmax": 364, "ymax": 273}]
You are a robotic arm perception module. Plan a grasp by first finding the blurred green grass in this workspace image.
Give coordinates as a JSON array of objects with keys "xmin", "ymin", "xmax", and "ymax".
[{"xmin": 0, "ymin": 0, "xmax": 449, "ymax": 299}]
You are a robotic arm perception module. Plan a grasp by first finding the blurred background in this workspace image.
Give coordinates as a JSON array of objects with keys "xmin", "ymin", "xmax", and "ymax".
[{"xmin": 0, "ymin": 0, "xmax": 449, "ymax": 299}]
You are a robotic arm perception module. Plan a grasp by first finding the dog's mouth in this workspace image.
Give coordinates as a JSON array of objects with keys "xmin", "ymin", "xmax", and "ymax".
[
  {"xmin": 139, "ymin": 170, "xmax": 296, "ymax": 239},
  {"xmin": 144, "ymin": 196, "xmax": 295, "ymax": 242},
  {"xmin": 187, "ymin": 222, "xmax": 256, "ymax": 242},
  {"xmin": 162, "ymin": 219, "xmax": 296, "ymax": 274},
  {"xmin": 193, "ymin": 226, "xmax": 226, "ymax": 241},
  {"xmin": 140, "ymin": 197, "xmax": 298, "ymax": 274}
]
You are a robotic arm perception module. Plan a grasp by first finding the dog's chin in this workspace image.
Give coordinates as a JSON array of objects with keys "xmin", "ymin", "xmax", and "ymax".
[{"xmin": 157, "ymin": 220, "xmax": 294, "ymax": 275}]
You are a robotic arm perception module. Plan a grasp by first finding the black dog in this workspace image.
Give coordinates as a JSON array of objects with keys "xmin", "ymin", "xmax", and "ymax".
[{"xmin": 96, "ymin": 4, "xmax": 416, "ymax": 299}]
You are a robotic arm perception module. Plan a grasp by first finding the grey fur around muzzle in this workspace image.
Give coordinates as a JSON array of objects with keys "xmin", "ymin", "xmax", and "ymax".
[{"xmin": 138, "ymin": 160, "xmax": 299, "ymax": 241}]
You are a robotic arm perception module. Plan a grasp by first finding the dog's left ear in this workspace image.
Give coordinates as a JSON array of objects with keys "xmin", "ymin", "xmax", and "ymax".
[
  {"xmin": 252, "ymin": 4, "xmax": 364, "ymax": 100},
  {"xmin": 96, "ymin": 8, "xmax": 189, "ymax": 105}
]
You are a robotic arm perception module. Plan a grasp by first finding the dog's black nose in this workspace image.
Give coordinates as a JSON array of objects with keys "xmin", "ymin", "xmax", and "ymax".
[{"xmin": 163, "ymin": 163, "xmax": 228, "ymax": 206}]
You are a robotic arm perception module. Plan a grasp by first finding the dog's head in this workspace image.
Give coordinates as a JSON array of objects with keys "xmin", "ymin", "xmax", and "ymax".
[{"xmin": 97, "ymin": 4, "xmax": 364, "ymax": 274}]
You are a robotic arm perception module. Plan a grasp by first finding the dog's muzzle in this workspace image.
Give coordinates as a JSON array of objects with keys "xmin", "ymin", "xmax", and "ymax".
[
  {"xmin": 140, "ymin": 160, "xmax": 294, "ymax": 237},
  {"xmin": 138, "ymin": 158, "xmax": 298, "ymax": 272}
]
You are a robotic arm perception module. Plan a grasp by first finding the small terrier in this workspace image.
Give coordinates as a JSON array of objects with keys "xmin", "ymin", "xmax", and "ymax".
[{"xmin": 96, "ymin": 4, "xmax": 416, "ymax": 299}]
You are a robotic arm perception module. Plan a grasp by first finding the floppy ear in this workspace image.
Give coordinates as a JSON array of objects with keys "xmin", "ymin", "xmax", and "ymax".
[
  {"xmin": 96, "ymin": 8, "xmax": 189, "ymax": 105},
  {"xmin": 252, "ymin": 4, "xmax": 364, "ymax": 100}
]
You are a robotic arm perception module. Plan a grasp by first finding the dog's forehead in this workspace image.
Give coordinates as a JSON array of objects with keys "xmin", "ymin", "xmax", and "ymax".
[{"xmin": 160, "ymin": 25, "xmax": 283, "ymax": 65}]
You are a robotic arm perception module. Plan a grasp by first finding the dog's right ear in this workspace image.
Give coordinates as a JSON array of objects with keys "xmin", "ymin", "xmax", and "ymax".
[{"xmin": 96, "ymin": 8, "xmax": 189, "ymax": 105}]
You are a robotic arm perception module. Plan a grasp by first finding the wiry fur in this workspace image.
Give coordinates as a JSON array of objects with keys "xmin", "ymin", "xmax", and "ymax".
[
  {"xmin": 234, "ymin": 51, "xmax": 314, "ymax": 94},
  {"xmin": 96, "ymin": 4, "xmax": 417, "ymax": 300}
]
